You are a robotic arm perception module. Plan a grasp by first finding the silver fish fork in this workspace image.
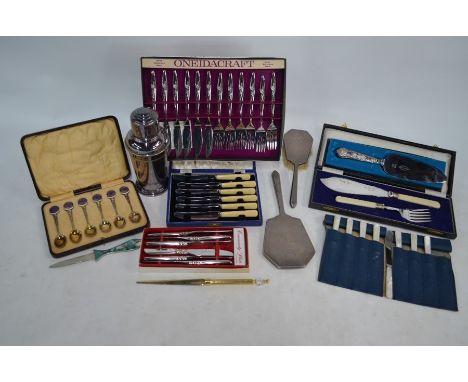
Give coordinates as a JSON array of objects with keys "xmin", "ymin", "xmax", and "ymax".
[
  {"xmin": 213, "ymin": 73, "xmax": 224, "ymax": 150},
  {"xmin": 336, "ymin": 196, "xmax": 432, "ymax": 223},
  {"xmin": 245, "ymin": 72, "xmax": 256, "ymax": 150},
  {"xmin": 266, "ymin": 73, "xmax": 277, "ymax": 151},
  {"xmin": 225, "ymin": 72, "xmax": 235, "ymax": 150},
  {"xmin": 255, "ymin": 75, "xmax": 266, "ymax": 152}
]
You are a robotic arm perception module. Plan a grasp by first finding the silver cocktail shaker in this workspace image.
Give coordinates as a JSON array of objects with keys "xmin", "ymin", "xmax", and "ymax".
[{"xmin": 125, "ymin": 107, "xmax": 169, "ymax": 196}]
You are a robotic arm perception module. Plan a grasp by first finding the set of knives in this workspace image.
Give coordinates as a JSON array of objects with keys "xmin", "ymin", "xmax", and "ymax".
[
  {"xmin": 149, "ymin": 69, "xmax": 281, "ymax": 159},
  {"xmin": 140, "ymin": 228, "xmax": 247, "ymax": 268},
  {"xmin": 170, "ymin": 173, "xmax": 259, "ymax": 221}
]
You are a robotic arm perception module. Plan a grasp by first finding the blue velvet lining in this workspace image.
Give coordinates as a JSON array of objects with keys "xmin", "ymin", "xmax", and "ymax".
[
  {"xmin": 392, "ymin": 248, "xmax": 457, "ymax": 311},
  {"xmin": 313, "ymin": 170, "xmax": 454, "ymax": 235},
  {"xmin": 324, "ymin": 139, "xmax": 447, "ymax": 191}
]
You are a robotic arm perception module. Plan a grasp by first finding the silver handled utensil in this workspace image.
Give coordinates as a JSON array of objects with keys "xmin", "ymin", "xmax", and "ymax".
[
  {"xmin": 263, "ymin": 171, "xmax": 315, "ymax": 268},
  {"xmin": 245, "ymin": 72, "xmax": 256, "ymax": 150},
  {"xmin": 106, "ymin": 190, "xmax": 126, "ymax": 228},
  {"xmin": 119, "ymin": 186, "xmax": 141, "ymax": 223},
  {"xmin": 77, "ymin": 197, "xmax": 97, "ymax": 237},
  {"xmin": 336, "ymin": 196, "xmax": 432, "ymax": 223},
  {"xmin": 92, "ymin": 194, "xmax": 112, "ymax": 232},
  {"xmin": 49, "ymin": 205, "xmax": 67, "ymax": 248},
  {"xmin": 266, "ymin": 73, "xmax": 277, "ymax": 150},
  {"xmin": 213, "ymin": 73, "xmax": 224, "ymax": 150},
  {"xmin": 204, "ymin": 71, "xmax": 214, "ymax": 158},
  {"xmin": 63, "ymin": 201, "xmax": 82, "ymax": 243},
  {"xmin": 161, "ymin": 70, "xmax": 171, "ymax": 151},
  {"xmin": 145, "ymin": 248, "xmax": 233, "ymax": 257},
  {"xmin": 173, "ymin": 70, "xmax": 182, "ymax": 158},
  {"xmin": 183, "ymin": 70, "xmax": 192, "ymax": 157},
  {"xmin": 150, "ymin": 70, "xmax": 157, "ymax": 110},
  {"xmin": 255, "ymin": 75, "xmax": 266, "ymax": 152},
  {"xmin": 147, "ymin": 230, "xmax": 232, "ymax": 237},
  {"xmin": 283, "ymin": 129, "xmax": 313, "ymax": 208},
  {"xmin": 235, "ymin": 72, "xmax": 246, "ymax": 149},
  {"xmin": 225, "ymin": 72, "xmax": 235, "ymax": 150},
  {"xmin": 193, "ymin": 70, "xmax": 203, "ymax": 159}
]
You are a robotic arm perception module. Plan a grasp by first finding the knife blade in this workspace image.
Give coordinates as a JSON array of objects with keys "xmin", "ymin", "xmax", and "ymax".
[
  {"xmin": 320, "ymin": 176, "xmax": 441, "ymax": 209},
  {"xmin": 177, "ymin": 181, "xmax": 257, "ymax": 189},
  {"xmin": 144, "ymin": 248, "xmax": 233, "ymax": 257},
  {"xmin": 175, "ymin": 202, "xmax": 258, "ymax": 210},
  {"xmin": 336, "ymin": 147, "xmax": 447, "ymax": 183},
  {"xmin": 147, "ymin": 230, "xmax": 232, "ymax": 237},
  {"xmin": 174, "ymin": 210, "xmax": 259, "ymax": 220},
  {"xmin": 175, "ymin": 195, "xmax": 258, "ymax": 203},
  {"xmin": 173, "ymin": 174, "xmax": 252, "ymax": 182},
  {"xmin": 146, "ymin": 240, "xmax": 231, "ymax": 246},
  {"xmin": 175, "ymin": 187, "xmax": 256, "ymax": 196},
  {"xmin": 143, "ymin": 259, "xmax": 233, "ymax": 265}
]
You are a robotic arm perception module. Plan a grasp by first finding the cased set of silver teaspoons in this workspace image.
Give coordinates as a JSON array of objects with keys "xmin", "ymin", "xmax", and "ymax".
[
  {"xmin": 48, "ymin": 186, "xmax": 141, "ymax": 248},
  {"xmin": 150, "ymin": 69, "xmax": 279, "ymax": 158}
]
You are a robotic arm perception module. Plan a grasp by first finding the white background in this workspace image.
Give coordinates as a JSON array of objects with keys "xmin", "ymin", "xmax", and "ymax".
[{"xmin": 1, "ymin": 37, "xmax": 467, "ymax": 345}]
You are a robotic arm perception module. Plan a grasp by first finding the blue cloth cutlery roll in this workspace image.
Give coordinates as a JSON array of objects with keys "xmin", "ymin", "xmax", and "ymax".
[
  {"xmin": 318, "ymin": 224, "xmax": 385, "ymax": 297},
  {"xmin": 392, "ymin": 247, "xmax": 458, "ymax": 311}
]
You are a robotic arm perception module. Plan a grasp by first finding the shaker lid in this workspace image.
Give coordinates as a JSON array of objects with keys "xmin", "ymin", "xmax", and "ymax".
[
  {"xmin": 126, "ymin": 107, "xmax": 166, "ymax": 156},
  {"xmin": 130, "ymin": 107, "xmax": 159, "ymax": 140}
]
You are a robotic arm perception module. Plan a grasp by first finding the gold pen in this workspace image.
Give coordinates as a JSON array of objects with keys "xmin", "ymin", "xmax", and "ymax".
[{"xmin": 137, "ymin": 278, "xmax": 269, "ymax": 286}]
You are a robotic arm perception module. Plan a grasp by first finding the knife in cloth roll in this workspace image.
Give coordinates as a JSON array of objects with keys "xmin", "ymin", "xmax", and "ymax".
[
  {"xmin": 144, "ymin": 248, "xmax": 233, "ymax": 256},
  {"xmin": 173, "ymin": 174, "xmax": 252, "ymax": 182},
  {"xmin": 320, "ymin": 177, "xmax": 440, "ymax": 208},
  {"xmin": 175, "ymin": 195, "xmax": 258, "ymax": 203},
  {"xmin": 175, "ymin": 187, "xmax": 256, "ymax": 196},
  {"xmin": 175, "ymin": 202, "xmax": 258, "ymax": 210},
  {"xmin": 335, "ymin": 148, "xmax": 447, "ymax": 183},
  {"xmin": 175, "ymin": 210, "xmax": 259, "ymax": 220},
  {"xmin": 177, "ymin": 181, "xmax": 256, "ymax": 189}
]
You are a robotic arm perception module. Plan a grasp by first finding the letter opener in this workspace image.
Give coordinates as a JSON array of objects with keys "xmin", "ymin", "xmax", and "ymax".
[
  {"xmin": 137, "ymin": 278, "xmax": 270, "ymax": 286},
  {"xmin": 50, "ymin": 239, "xmax": 141, "ymax": 268}
]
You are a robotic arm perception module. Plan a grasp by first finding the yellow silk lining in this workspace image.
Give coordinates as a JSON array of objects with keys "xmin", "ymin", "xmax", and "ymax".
[{"xmin": 23, "ymin": 118, "xmax": 128, "ymax": 199}]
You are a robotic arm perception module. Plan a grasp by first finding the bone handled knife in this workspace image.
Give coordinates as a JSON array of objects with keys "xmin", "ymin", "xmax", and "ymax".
[
  {"xmin": 177, "ymin": 181, "xmax": 257, "ymax": 189},
  {"xmin": 320, "ymin": 177, "xmax": 441, "ymax": 209},
  {"xmin": 175, "ymin": 187, "xmax": 257, "ymax": 196},
  {"xmin": 175, "ymin": 195, "xmax": 258, "ymax": 203},
  {"xmin": 175, "ymin": 202, "xmax": 258, "ymax": 210},
  {"xmin": 174, "ymin": 210, "xmax": 259, "ymax": 220}
]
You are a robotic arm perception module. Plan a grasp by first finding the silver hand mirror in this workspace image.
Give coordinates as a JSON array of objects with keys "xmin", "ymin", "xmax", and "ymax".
[
  {"xmin": 283, "ymin": 129, "xmax": 313, "ymax": 208},
  {"xmin": 263, "ymin": 171, "xmax": 315, "ymax": 268}
]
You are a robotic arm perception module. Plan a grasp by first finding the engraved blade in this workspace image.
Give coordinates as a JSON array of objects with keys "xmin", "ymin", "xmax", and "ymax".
[
  {"xmin": 320, "ymin": 177, "xmax": 388, "ymax": 198},
  {"xmin": 49, "ymin": 253, "xmax": 96, "ymax": 268}
]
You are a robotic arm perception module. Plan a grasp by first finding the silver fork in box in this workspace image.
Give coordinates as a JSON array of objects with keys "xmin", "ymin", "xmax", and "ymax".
[{"xmin": 336, "ymin": 196, "xmax": 431, "ymax": 223}]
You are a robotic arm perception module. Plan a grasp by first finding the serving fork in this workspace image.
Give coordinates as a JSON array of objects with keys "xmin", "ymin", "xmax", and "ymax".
[
  {"xmin": 245, "ymin": 72, "xmax": 256, "ymax": 150},
  {"xmin": 336, "ymin": 196, "xmax": 432, "ymax": 223},
  {"xmin": 255, "ymin": 75, "xmax": 266, "ymax": 152},
  {"xmin": 266, "ymin": 73, "xmax": 277, "ymax": 150},
  {"xmin": 213, "ymin": 73, "xmax": 224, "ymax": 150}
]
